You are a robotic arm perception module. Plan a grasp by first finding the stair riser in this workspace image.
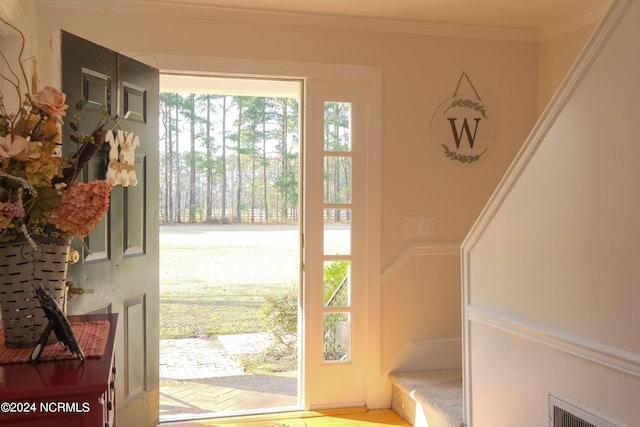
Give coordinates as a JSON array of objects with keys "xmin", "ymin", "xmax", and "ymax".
[{"xmin": 391, "ymin": 384, "xmax": 417, "ymax": 425}]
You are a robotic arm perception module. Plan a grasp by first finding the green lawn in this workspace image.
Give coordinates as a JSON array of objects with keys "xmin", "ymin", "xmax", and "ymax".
[
  {"xmin": 160, "ymin": 281, "xmax": 292, "ymax": 338},
  {"xmin": 159, "ymin": 224, "xmax": 300, "ymax": 339}
]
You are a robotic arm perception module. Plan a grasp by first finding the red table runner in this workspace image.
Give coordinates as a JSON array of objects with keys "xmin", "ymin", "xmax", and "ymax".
[{"xmin": 0, "ymin": 321, "xmax": 110, "ymax": 364}]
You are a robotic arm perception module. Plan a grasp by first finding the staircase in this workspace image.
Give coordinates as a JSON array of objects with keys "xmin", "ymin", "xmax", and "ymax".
[{"xmin": 389, "ymin": 369, "xmax": 465, "ymax": 427}]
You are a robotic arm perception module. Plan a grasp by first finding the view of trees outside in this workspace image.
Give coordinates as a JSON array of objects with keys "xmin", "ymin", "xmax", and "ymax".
[
  {"xmin": 158, "ymin": 88, "xmax": 355, "ymax": 376},
  {"xmin": 159, "ymin": 92, "xmax": 354, "ymax": 225},
  {"xmin": 159, "ymin": 93, "xmax": 301, "ymax": 224}
]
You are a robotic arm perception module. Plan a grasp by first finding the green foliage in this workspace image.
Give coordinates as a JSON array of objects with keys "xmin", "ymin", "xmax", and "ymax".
[
  {"xmin": 441, "ymin": 144, "xmax": 487, "ymax": 164},
  {"xmin": 322, "ymin": 261, "xmax": 350, "ymax": 360},
  {"xmin": 323, "ymin": 260, "xmax": 349, "ymax": 305},
  {"xmin": 323, "ymin": 312, "xmax": 349, "ymax": 361},
  {"xmin": 444, "ymin": 97, "xmax": 488, "ymax": 119},
  {"xmin": 260, "ymin": 287, "xmax": 298, "ymax": 350}
]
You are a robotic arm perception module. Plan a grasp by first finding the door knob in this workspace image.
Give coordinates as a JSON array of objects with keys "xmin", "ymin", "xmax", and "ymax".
[
  {"xmin": 68, "ymin": 249, "xmax": 80, "ymax": 264},
  {"xmin": 66, "ymin": 281, "xmax": 95, "ymax": 300}
]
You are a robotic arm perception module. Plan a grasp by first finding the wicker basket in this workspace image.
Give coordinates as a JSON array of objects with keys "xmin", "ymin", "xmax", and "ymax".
[{"xmin": 0, "ymin": 236, "xmax": 71, "ymax": 348}]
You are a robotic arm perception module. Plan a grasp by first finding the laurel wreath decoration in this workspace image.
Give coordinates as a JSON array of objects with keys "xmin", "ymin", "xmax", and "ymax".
[
  {"xmin": 443, "ymin": 98, "xmax": 488, "ymax": 119},
  {"xmin": 441, "ymin": 144, "xmax": 488, "ymax": 164}
]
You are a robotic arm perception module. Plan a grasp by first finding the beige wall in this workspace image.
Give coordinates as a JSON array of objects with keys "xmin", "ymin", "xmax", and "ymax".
[
  {"xmin": 2, "ymin": 0, "xmax": 615, "ymax": 415},
  {"xmin": 31, "ymin": 5, "xmax": 539, "ymax": 392},
  {"xmin": 463, "ymin": 1, "xmax": 640, "ymax": 425},
  {"xmin": 0, "ymin": 0, "xmax": 39, "ymax": 112},
  {"xmin": 537, "ymin": 24, "xmax": 597, "ymax": 115},
  {"xmin": 0, "ymin": 0, "xmax": 551, "ymax": 407}
]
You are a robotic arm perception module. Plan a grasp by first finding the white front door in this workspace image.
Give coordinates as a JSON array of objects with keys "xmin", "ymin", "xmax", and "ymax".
[{"xmin": 303, "ymin": 78, "xmax": 370, "ymax": 408}]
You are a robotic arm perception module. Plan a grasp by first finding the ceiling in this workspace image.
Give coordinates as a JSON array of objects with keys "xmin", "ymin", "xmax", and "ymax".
[
  {"xmin": 41, "ymin": 0, "xmax": 612, "ymax": 37},
  {"xmin": 148, "ymin": 0, "xmax": 611, "ymax": 30},
  {"xmin": 37, "ymin": 0, "xmax": 613, "ymax": 95}
]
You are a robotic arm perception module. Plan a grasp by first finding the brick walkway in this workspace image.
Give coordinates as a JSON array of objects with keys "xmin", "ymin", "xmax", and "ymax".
[{"xmin": 159, "ymin": 334, "xmax": 298, "ymax": 422}]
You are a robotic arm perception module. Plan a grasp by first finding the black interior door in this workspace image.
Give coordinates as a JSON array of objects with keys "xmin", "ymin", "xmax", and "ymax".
[{"xmin": 61, "ymin": 31, "xmax": 160, "ymax": 426}]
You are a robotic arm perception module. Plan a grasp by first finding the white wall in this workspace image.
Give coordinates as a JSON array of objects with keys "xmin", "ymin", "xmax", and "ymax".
[{"xmin": 463, "ymin": 0, "xmax": 640, "ymax": 425}]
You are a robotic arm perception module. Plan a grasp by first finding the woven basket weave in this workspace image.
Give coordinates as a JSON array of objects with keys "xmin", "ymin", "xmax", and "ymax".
[{"xmin": 0, "ymin": 236, "xmax": 70, "ymax": 348}]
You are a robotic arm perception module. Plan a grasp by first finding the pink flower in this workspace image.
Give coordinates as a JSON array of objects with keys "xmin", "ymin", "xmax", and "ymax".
[
  {"xmin": 47, "ymin": 181, "xmax": 112, "ymax": 238},
  {"xmin": 0, "ymin": 200, "xmax": 25, "ymax": 232},
  {"xmin": 1, "ymin": 200, "xmax": 25, "ymax": 221},
  {"xmin": 30, "ymin": 86, "xmax": 69, "ymax": 124},
  {"xmin": 0, "ymin": 134, "xmax": 41, "ymax": 161}
]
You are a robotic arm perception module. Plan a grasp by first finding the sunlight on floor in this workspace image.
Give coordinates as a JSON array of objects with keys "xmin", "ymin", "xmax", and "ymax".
[{"xmin": 160, "ymin": 407, "xmax": 411, "ymax": 427}]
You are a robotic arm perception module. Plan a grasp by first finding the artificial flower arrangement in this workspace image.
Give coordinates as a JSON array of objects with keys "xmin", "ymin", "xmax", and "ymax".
[{"xmin": 0, "ymin": 17, "xmax": 112, "ymax": 246}]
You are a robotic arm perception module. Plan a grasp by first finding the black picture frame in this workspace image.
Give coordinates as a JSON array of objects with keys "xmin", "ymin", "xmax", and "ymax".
[{"xmin": 30, "ymin": 284, "xmax": 85, "ymax": 364}]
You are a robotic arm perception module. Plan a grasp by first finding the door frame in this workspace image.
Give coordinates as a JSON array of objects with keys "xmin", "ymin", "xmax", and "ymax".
[
  {"xmin": 80, "ymin": 52, "xmax": 382, "ymax": 409},
  {"xmin": 154, "ymin": 55, "xmax": 382, "ymax": 410}
]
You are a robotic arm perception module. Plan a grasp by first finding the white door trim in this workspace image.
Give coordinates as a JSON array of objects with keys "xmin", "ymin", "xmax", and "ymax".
[{"xmin": 125, "ymin": 53, "xmax": 382, "ymax": 409}]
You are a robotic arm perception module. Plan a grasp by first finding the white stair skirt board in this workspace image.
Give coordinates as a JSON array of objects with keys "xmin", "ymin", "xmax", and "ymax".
[{"xmin": 389, "ymin": 369, "xmax": 465, "ymax": 427}]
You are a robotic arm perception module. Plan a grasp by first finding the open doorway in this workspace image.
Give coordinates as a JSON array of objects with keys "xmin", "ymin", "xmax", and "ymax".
[{"xmin": 156, "ymin": 75, "xmax": 303, "ymax": 422}]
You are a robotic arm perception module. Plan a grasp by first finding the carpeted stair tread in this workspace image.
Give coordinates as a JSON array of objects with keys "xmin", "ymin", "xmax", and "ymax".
[{"xmin": 389, "ymin": 369, "xmax": 464, "ymax": 427}]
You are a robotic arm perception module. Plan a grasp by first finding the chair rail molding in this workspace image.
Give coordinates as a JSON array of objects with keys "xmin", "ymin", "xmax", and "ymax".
[
  {"xmin": 381, "ymin": 240, "xmax": 460, "ymax": 285},
  {"xmin": 467, "ymin": 305, "xmax": 640, "ymax": 379}
]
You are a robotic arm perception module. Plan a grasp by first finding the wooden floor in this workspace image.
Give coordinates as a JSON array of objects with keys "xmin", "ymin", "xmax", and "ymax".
[{"xmin": 160, "ymin": 407, "xmax": 411, "ymax": 426}]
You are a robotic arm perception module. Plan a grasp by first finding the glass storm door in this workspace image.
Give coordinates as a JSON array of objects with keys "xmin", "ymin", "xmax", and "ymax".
[{"xmin": 303, "ymin": 79, "xmax": 367, "ymax": 408}]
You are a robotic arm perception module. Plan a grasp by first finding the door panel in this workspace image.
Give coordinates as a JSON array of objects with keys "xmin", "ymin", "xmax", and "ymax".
[
  {"xmin": 124, "ymin": 174, "xmax": 146, "ymax": 256},
  {"xmin": 82, "ymin": 67, "xmax": 113, "ymax": 264},
  {"xmin": 125, "ymin": 295, "xmax": 146, "ymax": 398},
  {"xmin": 61, "ymin": 31, "xmax": 160, "ymax": 426}
]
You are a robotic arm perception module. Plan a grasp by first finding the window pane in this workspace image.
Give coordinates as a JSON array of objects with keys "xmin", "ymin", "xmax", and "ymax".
[
  {"xmin": 323, "ymin": 312, "xmax": 350, "ymax": 362},
  {"xmin": 324, "ymin": 215, "xmax": 351, "ymax": 256},
  {"xmin": 324, "ymin": 156, "xmax": 352, "ymax": 204},
  {"xmin": 324, "ymin": 102, "xmax": 351, "ymax": 151},
  {"xmin": 323, "ymin": 261, "xmax": 350, "ymax": 307}
]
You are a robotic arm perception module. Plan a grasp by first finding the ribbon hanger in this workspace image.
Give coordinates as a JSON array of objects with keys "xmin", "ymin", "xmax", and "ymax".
[{"xmin": 453, "ymin": 71, "xmax": 483, "ymax": 101}]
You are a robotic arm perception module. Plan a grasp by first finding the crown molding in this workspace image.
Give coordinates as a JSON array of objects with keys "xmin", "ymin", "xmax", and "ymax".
[
  {"xmin": 537, "ymin": 1, "xmax": 611, "ymax": 41},
  {"xmin": 37, "ymin": 0, "xmax": 538, "ymax": 42}
]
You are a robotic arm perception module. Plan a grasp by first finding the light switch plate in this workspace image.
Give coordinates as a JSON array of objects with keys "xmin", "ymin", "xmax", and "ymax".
[{"xmin": 404, "ymin": 216, "xmax": 436, "ymax": 237}]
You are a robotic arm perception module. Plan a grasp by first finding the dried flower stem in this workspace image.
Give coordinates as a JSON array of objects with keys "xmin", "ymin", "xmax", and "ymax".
[
  {"xmin": 0, "ymin": 15, "xmax": 32, "ymax": 129},
  {"xmin": 0, "ymin": 170, "xmax": 36, "ymax": 196},
  {"xmin": 20, "ymin": 224, "xmax": 37, "ymax": 250}
]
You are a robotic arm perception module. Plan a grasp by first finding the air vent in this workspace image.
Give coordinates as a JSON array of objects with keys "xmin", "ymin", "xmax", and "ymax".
[{"xmin": 550, "ymin": 395, "xmax": 616, "ymax": 427}]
